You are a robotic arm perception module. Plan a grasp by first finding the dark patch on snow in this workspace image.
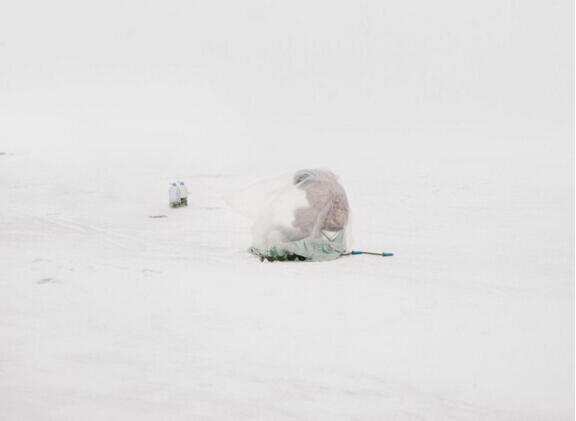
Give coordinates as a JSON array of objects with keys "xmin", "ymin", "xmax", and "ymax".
[{"xmin": 37, "ymin": 277, "xmax": 59, "ymax": 284}]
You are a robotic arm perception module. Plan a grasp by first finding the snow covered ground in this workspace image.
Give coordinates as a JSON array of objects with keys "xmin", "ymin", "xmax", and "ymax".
[{"xmin": 1, "ymin": 1, "xmax": 573, "ymax": 420}]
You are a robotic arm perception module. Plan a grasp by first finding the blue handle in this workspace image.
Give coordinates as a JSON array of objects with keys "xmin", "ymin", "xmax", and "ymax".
[{"xmin": 351, "ymin": 251, "xmax": 394, "ymax": 257}]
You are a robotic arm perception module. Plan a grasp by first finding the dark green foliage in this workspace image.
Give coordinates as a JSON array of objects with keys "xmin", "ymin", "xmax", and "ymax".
[{"xmin": 261, "ymin": 253, "xmax": 307, "ymax": 262}]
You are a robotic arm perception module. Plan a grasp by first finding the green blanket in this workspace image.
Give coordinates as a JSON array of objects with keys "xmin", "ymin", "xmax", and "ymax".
[{"xmin": 249, "ymin": 230, "xmax": 347, "ymax": 262}]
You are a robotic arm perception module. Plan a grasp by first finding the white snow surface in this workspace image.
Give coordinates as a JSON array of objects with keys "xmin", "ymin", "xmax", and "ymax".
[{"xmin": 0, "ymin": 1, "xmax": 573, "ymax": 420}]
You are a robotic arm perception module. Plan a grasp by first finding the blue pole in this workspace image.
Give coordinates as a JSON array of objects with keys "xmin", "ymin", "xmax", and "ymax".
[{"xmin": 349, "ymin": 251, "xmax": 394, "ymax": 257}]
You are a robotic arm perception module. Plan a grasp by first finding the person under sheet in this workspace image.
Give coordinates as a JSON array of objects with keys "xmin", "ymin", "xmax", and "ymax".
[{"xmin": 249, "ymin": 169, "xmax": 350, "ymax": 261}]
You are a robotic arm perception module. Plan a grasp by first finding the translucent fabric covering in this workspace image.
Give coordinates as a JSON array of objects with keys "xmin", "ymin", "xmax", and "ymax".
[{"xmin": 233, "ymin": 169, "xmax": 350, "ymax": 261}]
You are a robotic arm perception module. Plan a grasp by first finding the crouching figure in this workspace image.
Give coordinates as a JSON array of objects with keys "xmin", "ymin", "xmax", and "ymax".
[{"xmin": 249, "ymin": 169, "xmax": 350, "ymax": 262}]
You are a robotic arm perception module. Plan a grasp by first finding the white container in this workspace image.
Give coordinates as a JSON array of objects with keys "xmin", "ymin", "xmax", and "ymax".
[
  {"xmin": 169, "ymin": 182, "xmax": 181, "ymax": 207},
  {"xmin": 178, "ymin": 181, "xmax": 188, "ymax": 206}
]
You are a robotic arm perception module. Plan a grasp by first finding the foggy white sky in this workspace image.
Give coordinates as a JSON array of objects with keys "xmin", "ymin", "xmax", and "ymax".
[{"xmin": 0, "ymin": 0, "xmax": 572, "ymax": 174}]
